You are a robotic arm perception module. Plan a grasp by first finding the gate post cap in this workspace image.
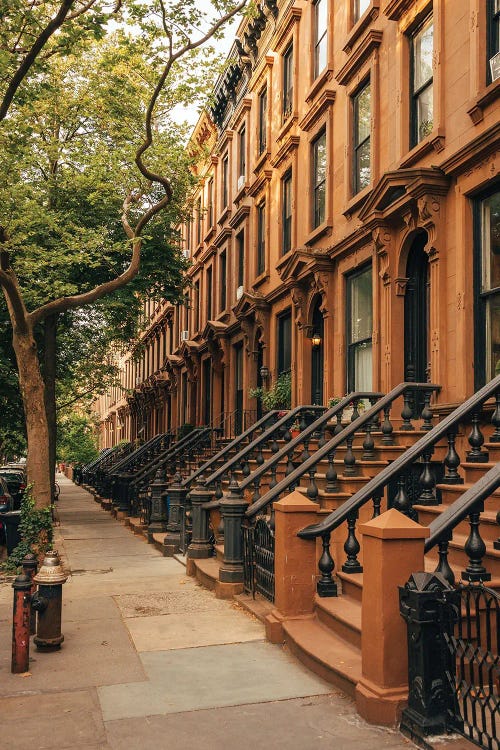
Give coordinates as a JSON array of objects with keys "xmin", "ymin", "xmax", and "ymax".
[
  {"xmin": 274, "ymin": 490, "xmax": 320, "ymax": 513},
  {"xmin": 360, "ymin": 508, "xmax": 429, "ymax": 539}
]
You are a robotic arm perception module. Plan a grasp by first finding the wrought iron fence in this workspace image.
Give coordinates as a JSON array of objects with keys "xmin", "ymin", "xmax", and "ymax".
[{"xmin": 242, "ymin": 517, "xmax": 275, "ymax": 602}]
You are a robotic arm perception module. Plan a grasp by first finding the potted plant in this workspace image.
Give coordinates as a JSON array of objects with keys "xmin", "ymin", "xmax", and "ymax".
[
  {"xmin": 290, "ymin": 418, "xmax": 301, "ymax": 438},
  {"xmin": 248, "ymin": 371, "xmax": 292, "ymax": 412}
]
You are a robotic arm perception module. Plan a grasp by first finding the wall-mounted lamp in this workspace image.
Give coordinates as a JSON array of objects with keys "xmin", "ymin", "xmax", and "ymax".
[
  {"xmin": 260, "ymin": 365, "xmax": 270, "ymax": 380},
  {"xmin": 311, "ymin": 333, "xmax": 322, "ymax": 349}
]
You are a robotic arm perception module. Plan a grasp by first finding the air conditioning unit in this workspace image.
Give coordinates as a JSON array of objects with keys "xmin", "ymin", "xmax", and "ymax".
[
  {"xmin": 180, "ymin": 330, "xmax": 189, "ymax": 342},
  {"xmin": 237, "ymin": 175, "xmax": 245, "ymax": 190},
  {"xmin": 236, "ymin": 285, "xmax": 244, "ymax": 300},
  {"xmin": 182, "ymin": 248, "xmax": 190, "ymax": 259}
]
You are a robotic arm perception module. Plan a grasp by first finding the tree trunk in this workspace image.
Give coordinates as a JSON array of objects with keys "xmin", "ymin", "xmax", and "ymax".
[
  {"xmin": 12, "ymin": 321, "xmax": 52, "ymax": 508},
  {"xmin": 43, "ymin": 314, "xmax": 58, "ymax": 499}
]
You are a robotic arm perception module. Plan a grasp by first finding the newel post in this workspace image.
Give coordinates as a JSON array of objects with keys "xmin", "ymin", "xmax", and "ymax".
[
  {"xmin": 265, "ymin": 490, "xmax": 320, "ymax": 644},
  {"xmin": 355, "ymin": 509, "xmax": 429, "ymax": 727}
]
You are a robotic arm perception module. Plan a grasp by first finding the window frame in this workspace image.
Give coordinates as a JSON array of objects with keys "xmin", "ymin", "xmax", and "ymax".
[
  {"xmin": 312, "ymin": 129, "xmax": 327, "ymax": 228},
  {"xmin": 409, "ymin": 14, "xmax": 434, "ymax": 149},
  {"xmin": 206, "ymin": 265, "xmax": 213, "ymax": 322},
  {"xmin": 238, "ymin": 125, "xmax": 246, "ymax": 181},
  {"xmin": 207, "ymin": 177, "xmax": 214, "ymax": 228},
  {"xmin": 352, "ymin": 80, "xmax": 371, "ymax": 195},
  {"xmin": 221, "ymin": 153, "xmax": 229, "ymax": 210},
  {"xmin": 258, "ymin": 87, "xmax": 268, "ymax": 155},
  {"xmin": 282, "ymin": 170, "xmax": 293, "ymax": 254},
  {"xmin": 237, "ymin": 230, "xmax": 245, "ymax": 288},
  {"xmin": 313, "ymin": 0, "xmax": 328, "ymax": 80},
  {"xmin": 220, "ymin": 251, "xmax": 227, "ymax": 313},
  {"xmin": 487, "ymin": 0, "xmax": 500, "ymax": 84},
  {"xmin": 353, "ymin": 0, "xmax": 370, "ymax": 24},
  {"xmin": 283, "ymin": 44, "xmax": 294, "ymax": 121},
  {"xmin": 277, "ymin": 310, "xmax": 292, "ymax": 376},
  {"xmin": 257, "ymin": 201, "xmax": 266, "ymax": 276},
  {"xmin": 346, "ymin": 264, "xmax": 373, "ymax": 392}
]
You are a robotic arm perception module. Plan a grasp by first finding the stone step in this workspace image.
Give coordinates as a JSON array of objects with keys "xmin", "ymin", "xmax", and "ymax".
[
  {"xmin": 462, "ymin": 461, "xmax": 498, "ymax": 484},
  {"xmin": 315, "ymin": 593, "xmax": 361, "ymax": 649},
  {"xmin": 283, "ymin": 616, "xmax": 362, "ymax": 698},
  {"xmin": 415, "ymin": 503, "xmax": 499, "ymax": 545}
]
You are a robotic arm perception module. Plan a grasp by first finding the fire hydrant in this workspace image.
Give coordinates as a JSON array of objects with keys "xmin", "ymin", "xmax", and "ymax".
[
  {"xmin": 32, "ymin": 550, "xmax": 68, "ymax": 651},
  {"xmin": 11, "ymin": 573, "xmax": 32, "ymax": 673}
]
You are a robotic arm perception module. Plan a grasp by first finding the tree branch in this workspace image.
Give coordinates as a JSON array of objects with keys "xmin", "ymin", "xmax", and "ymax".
[{"xmin": 0, "ymin": 0, "xmax": 75, "ymax": 122}]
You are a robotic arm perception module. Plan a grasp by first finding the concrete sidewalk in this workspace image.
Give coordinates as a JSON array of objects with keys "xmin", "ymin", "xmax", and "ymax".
[{"xmin": 0, "ymin": 475, "xmax": 414, "ymax": 750}]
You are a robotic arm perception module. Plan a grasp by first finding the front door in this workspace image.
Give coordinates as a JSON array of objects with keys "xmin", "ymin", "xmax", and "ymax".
[
  {"xmin": 311, "ymin": 301, "xmax": 324, "ymax": 405},
  {"xmin": 404, "ymin": 233, "xmax": 430, "ymax": 384},
  {"xmin": 203, "ymin": 358, "xmax": 212, "ymax": 426},
  {"xmin": 234, "ymin": 344, "xmax": 243, "ymax": 435}
]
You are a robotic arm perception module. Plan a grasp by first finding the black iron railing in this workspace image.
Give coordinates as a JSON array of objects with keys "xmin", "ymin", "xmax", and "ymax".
[{"xmin": 298, "ymin": 375, "xmax": 500, "ymax": 596}]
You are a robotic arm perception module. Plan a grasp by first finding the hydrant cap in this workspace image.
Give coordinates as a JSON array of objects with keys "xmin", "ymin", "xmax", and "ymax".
[{"xmin": 33, "ymin": 550, "xmax": 68, "ymax": 585}]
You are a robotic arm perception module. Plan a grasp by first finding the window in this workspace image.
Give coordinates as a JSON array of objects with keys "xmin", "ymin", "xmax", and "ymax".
[
  {"xmin": 488, "ymin": 0, "xmax": 500, "ymax": 83},
  {"xmin": 278, "ymin": 311, "xmax": 292, "ymax": 375},
  {"xmin": 346, "ymin": 265, "xmax": 373, "ymax": 391},
  {"xmin": 283, "ymin": 45, "xmax": 294, "ymax": 120},
  {"xmin": 220, "ymin": 251, "xmax": 227, "ymax": 312},
  {"xmin": 222, "ymin": 153, "xmax": 229, "ymax": 209},
  {"xmin": 206, "ymin": 266, "xmax": 212, "ymax": 321},
  {"xmin": 194, "ymin": 280, "xmax": 200, "ymax": 332},
  {"xmin": 314, "ymin": 0, "xmax": 328, "ymax": 79},
  {"xmin": 207, "ymin": 178, "xmax": 213, "ymax": 228},
  {"xmin": 196, "ymin": 196, "xmax": 202, "ymax": 245},
  {"xmin": 258, "ymin": 88, "xmax": 267, "ymax": 154},
  {"xmin": 475, "ymin": 187, "xmax": 500, "ymax": 385},
  {"xmin": 237, "ymin": 230, "xmax": 245, "ymax": 288},
  {"xmin": 312, "ymin": 130, "xmax": 327, "ymax": 228},
  {"xmin": 353, "ymin": 0, "xmax": 370, "ymax": 23},
  {"xmin": 257, "ymin": 202, "xmax": 266, "ymax": 275},
  {"xmin": 282, "ymin": 171, "xmax": 292, "ymax": 254},
  {"xmin": 410, "ymin": 15, "xmax": 434, "ymax": 147},
  {"xmin": 238, "ymin": 127, "xmax": 246, "ymax": 183},
  {"xmin": 353, "ymin": 81, "xmax": 371, "ymax": 194}
]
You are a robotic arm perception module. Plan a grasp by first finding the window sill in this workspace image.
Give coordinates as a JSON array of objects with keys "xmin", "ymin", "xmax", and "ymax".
[
  {"xmin": 400, "ymin": 128, "xmax": 446, "ymax": 168},
  {"xmin": 305, "ymin": 222, "xmax": 333, "ymax": 246},
  {"xmin": 234, "ymin": 180, "xmax": 248, "ymax": 204},
  {"xmin": 203, "ymin": 224, "xmax": 216, "ymax": 244},
  {"xmin": 343, "ymin": 1, "xmax": 380, "ymax": 54},
  {"xmin": 343, "ymin": 186, "xmax": 373, "ymax": 218},
  {"xmin": 254, "ymin": 149, "xmax": 270, "ymax": 174},
  {"xmin": 467, "ymin": 79, "xmax": 500, "ymax": 125},
  {"xmin": 217, "ymin": 206, "xmax": 231, "ymax": 225},
  {"xmin": 252, "ymin": 271, "xmax": 269, "ymax": 290},
  {"xmin": 306, "ymin": 66, "xmax": 334, "ymax": 104}
]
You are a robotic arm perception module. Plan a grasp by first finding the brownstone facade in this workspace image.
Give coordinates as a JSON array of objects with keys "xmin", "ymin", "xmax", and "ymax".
[{"xmin": 96, "ymin": 0, "xmax": 499, "ymax": 448}]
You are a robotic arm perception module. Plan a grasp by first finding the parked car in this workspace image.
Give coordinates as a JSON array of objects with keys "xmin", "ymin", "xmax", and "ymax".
[
  {"xmin": 0, "ymin": 468, "xmax": 25, "ymax": 509},
  {"xmin": 0, "ymin": 477, "xmax": 14, "ymax": 544}
]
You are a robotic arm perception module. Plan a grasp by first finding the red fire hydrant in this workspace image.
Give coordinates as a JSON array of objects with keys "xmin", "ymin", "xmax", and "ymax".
[
  {"xmin": 31, "ymin": 550, "xmax": 68, "ymax": 651},
  {"xmin": 11, "ymin": 573, "xmax": 32, "ymax": 673}
]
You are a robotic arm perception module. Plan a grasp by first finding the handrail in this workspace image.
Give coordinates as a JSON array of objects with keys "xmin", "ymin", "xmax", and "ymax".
[
  {"xmin": 245, "ymin": 391, "xmax": 387, "ymax": 518},
  {"xmin": 204, "ymin": 405, "xmax": 326, "ymax": 488},
  {"xmin": 425, "ymin": 463, "xmax": 500, "ymax": 552},
  {"xmin": 181, "ymin": 411, "xmax": 280, "ymax": 489},
  {"xmin": 110, "ymin": 432, "xmax": 170, "ymax": 475},
  {"xmin": 298, "ymin": 375, "xmax": 499, "ymax": 540},
  {"xmin": 130, "ymin": 427, "xmax": 211, "ymax": 486}
]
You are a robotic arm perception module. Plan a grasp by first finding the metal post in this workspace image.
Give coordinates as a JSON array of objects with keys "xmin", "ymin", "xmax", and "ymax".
[
  {"xmin": 188, "ymin": 478, "xmax": 214, "ymax": 559},
  {"xmin": 22, "ymin": 553, "xmax": 38, "ymax": 635},
  {"xmin": 219, "ymin": 477, "xmax": 247, "ymax": 584},
  {"xmin": 163, "ymin": 473, "xmax": 187, "ymax": 556},
  {"xmin": 11, "ymin": 574, "xmax": 32, "ymax": 674},
  {"xmin": 399, "ymin": 571, "xmax": 462, "ymax": 745},
  {"xmin": 147, "ymin": 467, "xmax": 169, "ymax": 540}
]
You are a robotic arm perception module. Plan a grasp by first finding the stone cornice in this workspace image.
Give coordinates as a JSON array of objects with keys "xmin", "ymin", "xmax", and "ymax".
[{"xmin": 336, "ymin": 29, "xmax": 383, "ymax": 86}]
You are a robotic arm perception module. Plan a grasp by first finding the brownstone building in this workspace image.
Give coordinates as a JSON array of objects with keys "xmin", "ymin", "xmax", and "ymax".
[{"xmin": 96, "ymin": 0, "xmax": 499, "ymax": 446}]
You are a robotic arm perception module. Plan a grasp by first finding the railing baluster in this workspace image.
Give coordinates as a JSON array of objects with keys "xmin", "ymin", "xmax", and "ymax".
[
  {"xmin": 252, "ymin": 477, "xmax": 261, "ymax": 504},
  {"xmin": 269, "ymin": 464, "xmax": 278, "ymax": 490},
  {"xmin": 466, "ymin": 411, "xmax": 489, "ymax": 463},
  {"xmin": 351, "ymin": 399, "xmax": 360, "ymax": 422},
  {"xmin": 317, "ymin": 422, "xmax": 327, "ymax": 448},
  {"xmin": 393, "ymin": 475, "xmax": 411, "ymax": 516},
  {"xmin": 343, "ymin": 435, "xmax": 356, "ymax": 476},
  {"xmin": 443, "ymin": 430, "xmax": 463, "ymax": 485},
  {"xmin": 342, "ymin": 511, "xmax": 363, "ymax": 573},
  {"xmin": 334, "ymin": 411, "xmax": 344, "ymax": 436},
  {"xmin": 362, "ymin": 422, "xmax": 375, "ymax": 460},
  {"xmin": 301, "ymin": 438, "xmax": 311, "ymax": 463},
  {"xmin": 491, "ymin": 391, "xmax": 500, "ymax": 442},
  {"xmin": 369, "ymin": 397, "xmax": 380, "ymax": 429},
  {"xmin": 306, "ymin": 468, "xmax": 318, "ymax": 501},
  {"xmin": 317, "ymin": 532, "xmax": 337, "ymax": 597},
  {"xmin": 417, "ymin": 450, "xmax": 437, "ymax": 505},
  {"xmin": 400, "ymin": 390, "xmax": 415, "ymax": 431},
  {"xmin": 285, "ymin": 449, "xmax": 295, "ymax": 476},
  {"xmin": 256, "ymin": 443, "xmax": 264, "ymax": 465},
  {"xmin": 381, "ymin": 405, "xmax": 394, "ymax": 445},
  {"xmin": 214, "ymin": 479, "xmax": 223, "ymax": 501},
  {"xmin": 325, "ymin": 450, "xmax": 338, "ymax": 493},
  {"xmin": 434, "ymin": 533, "xmax": 455, "ymax": 586},
  {"xmin": 462, "ymin": 501, "xmax": 491, "ymax": 582},
  {"xmin": 494, "ymin": 509, "xmax": 500, "ymax": 551},
  {"xmin": 421, "ymin": 389, "xmax": 434, "ymax": 431},
  {"xmin": 372, "ymin": 493, "xmax": 382, "ymax": 518}
]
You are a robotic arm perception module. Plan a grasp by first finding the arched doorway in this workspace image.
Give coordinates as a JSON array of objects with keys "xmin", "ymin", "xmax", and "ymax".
[
  {"xmin": 311, "ymin": 299, "xmax": 324, "ymax": 405},
  {"xmin": 404, "ymin": 232, "xmax": 430, "ymax": 384}
]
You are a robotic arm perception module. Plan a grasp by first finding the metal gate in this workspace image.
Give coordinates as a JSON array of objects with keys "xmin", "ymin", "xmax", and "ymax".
[
  {"xmin": 242, "ymin": 517, "xmax": 275, "ymax": 602},
  {"xmin": 443, "ymin": 583, "xmax": 499, "ymax": 750}
]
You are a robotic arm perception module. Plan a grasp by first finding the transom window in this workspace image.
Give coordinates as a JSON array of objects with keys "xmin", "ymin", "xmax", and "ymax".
[
  {"xmin": 312, "ymin": 130, "xmax": 327, "ymax": 228},
  {"xmin": 410, "ymin": 15, "xmax": 434, "ymax": 147},
  {"xmin": 353, "ymin": 81, "xmax": 371, "ymax": 194},
  {"xmin": 347, "ymin": 265, "xmax": 373, "ymax": 392},
  {"xmin": 314, "ymin": 0, "xmax": 328, "ymax": 79},
  {"xmin": 282, "ymin": 171, "xmax": 292, "ymax": 254},
  {"xmin": 283, "ymin": 45, "xmax": 294, "ymax": 120}
]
